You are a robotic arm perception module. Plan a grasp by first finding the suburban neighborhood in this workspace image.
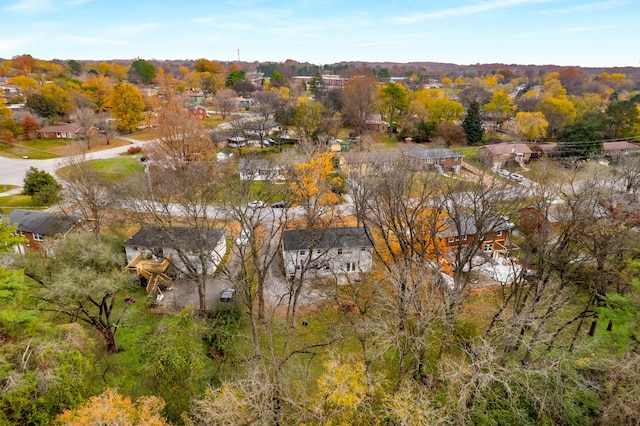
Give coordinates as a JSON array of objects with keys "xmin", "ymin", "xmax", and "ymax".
[{"xmin": 1, "ymin": 49, "xmax": 640, "ymax": 425}]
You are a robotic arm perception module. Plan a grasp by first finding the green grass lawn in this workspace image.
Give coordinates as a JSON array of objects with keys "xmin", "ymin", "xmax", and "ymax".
[
  {"xmin": 87, "ymin": 158, "xmax": 145, "ymax": 181},
  {"xmin": 0, "ymin": 140, "xmax": 62, "ymax": 159},
  {"xmin": 0, "ymin": 194, "xmax": 45, "ymax": 211}
]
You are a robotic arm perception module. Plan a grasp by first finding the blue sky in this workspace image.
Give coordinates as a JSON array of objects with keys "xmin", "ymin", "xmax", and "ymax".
[{"xmin": 0, "ymin": 0, "xmax": 637, "ymax": 67}]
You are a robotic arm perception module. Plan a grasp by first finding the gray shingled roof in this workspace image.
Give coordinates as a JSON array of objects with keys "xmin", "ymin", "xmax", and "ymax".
[
  {"xmin": 401, "ymin": 145, "xmax": 463, "ymax": 160},
  {"xmin": 438, "ymin": 212, "xmax": 514, "ymax": 238},
  {"xmin": 282, "ymin": 227, "xmax": 373, "ymax": 251},
  {"xmin": 5, "ymin": 209, "xmax": 78, "ymax": 236},
  {"xmin": 124, "ymin": 226, "xmax": 225, "ymax": 251}
]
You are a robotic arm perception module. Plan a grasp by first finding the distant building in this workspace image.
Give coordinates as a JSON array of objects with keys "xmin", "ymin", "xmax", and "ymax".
[{"xmin": 187, "ymin": 105, "xmax": 207, "ymax": 120}]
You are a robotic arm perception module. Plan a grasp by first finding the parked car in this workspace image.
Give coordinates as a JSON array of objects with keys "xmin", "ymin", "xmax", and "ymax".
[
  {"xmin": 271, "ymin": 201, "xmax": 289, "ymax": 208},
  {"xmin": 235, "ymin": 229, "xmax": 250, "ymax": 246},
  {"xmin": 497, "ymin": 169, "xmax": 510, "ymax": 177},
  {"xmin": 220, "ymin": 288, "xmax": 236, "ymax": 302},
  {"xmin": 509, "ymin": 173, "xmax": 524, "ymax": 182},
  {"xmin": 247, "ymin": 200, "xmax": 266, "ymax": 209}
]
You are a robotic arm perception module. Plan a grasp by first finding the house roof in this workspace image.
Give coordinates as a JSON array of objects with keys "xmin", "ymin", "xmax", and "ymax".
[
  {"xmin": 6, "ymin": 209, "xmax": 79, "ymax": 236},
  {"xmin": 342, "ymin": 151, "xmax": 401, "ymax": 164},
  {"xmin": 603, "ymin": 141, "xmax": 640, "ymax": 152},
  {"xmin": 187, "ymin": 105, "xmax": 207, "ymax": 111},
  {"xmin": 438, "ymin": 212, "xmax": 514, "ymax": 238},
  {"xmin": 124, "ymin": 226, "xmax": 225, "ymax": 251},
  {"xmin": 481, "ymin": 143, "xmax": 533, "ymax": 155},
  {"xmin": 401, "ymin": 144, "xmax": 464, "ymax": 160},
  {"xmin": 245, "ymin": 120, "xmax": 279, "ymax": 131},
  {"xmin": 531, "ymin": 143, "xmax": 557, "ymax": 153},
  {"xmin": 282, "ymin": 227, "xmax": 373, "ymax": 251},
  {"xmin": 39, "ymin": 125, "xmax": 80, "ymax": 133}
]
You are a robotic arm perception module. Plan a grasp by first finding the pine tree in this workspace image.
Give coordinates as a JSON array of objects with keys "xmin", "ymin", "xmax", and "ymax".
[{"xmin": 462, "ymin": 101, "xmax": 484, "ymax": 145}]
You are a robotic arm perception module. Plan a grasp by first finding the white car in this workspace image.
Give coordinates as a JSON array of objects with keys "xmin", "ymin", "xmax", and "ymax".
[
  {"xmin": 497, "ymin": 169, "xmax": 510, "ymax": 177},
  {"xmin": 247, "ymin": 200, "xmax": 266, "ymax": 209},
  {"xmin": 235, "ymin": 229, "xmax": 250, "ymax": 246},
  {"xmin": 509, "ymin": 173, "xmax": 524, "ymax": 182}
]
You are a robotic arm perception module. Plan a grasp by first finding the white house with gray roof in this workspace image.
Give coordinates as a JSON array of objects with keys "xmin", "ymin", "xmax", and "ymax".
[{"xmin": 282, "ymin": 227, "xmax": 374, "ymax": 278}]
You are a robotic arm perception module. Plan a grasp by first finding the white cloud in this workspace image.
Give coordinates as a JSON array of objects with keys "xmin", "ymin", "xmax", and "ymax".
[
  {"xmin": 65, "ymin": 0, "xmax": 94, "ymax": 5},
  {"xmin": 0, "ymin": 37, "xmax": 32, "ymax": 55},
  {"xmin": 393, "ymin": 0, "xmax": 555, "ymax": 24},
  {"xmin": 4, "ymin": 0, "xmax": 53, "ymax": 12}
]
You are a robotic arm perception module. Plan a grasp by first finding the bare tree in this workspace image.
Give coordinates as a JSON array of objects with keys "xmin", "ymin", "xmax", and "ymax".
[
  {"xmin": 71, "ymin": 107, "xmax": 97, "ymax": 149},
  {"xmin": 59, "ymin": 149, "xmax": 116, "ymax": 235},
  {"xmin": 252, "ymin": 90, "xmax": 284, "ymax": 144},
  {"xmin": 213, "ymin": 89, "xmax": 238, "ymax": 120},
  {"xmin": 342, "ymin": 75, "xmax": 380, "ymax": 135}
]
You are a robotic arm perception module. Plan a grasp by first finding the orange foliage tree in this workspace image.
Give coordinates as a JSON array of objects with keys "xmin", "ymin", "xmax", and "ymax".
[{"xmin": 57, "ymin": 388, "xmax": 170, "ymax": 425}]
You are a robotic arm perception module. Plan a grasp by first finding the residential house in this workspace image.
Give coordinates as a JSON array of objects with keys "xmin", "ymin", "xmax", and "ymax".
[
  {"xmin": 282, "ymin": 227, "xmax": 374, "ymax": 278},
  {"xmin": 477, "ymin": 143, "xmax": 533, "ymax": 168},
  {"xmin": 603, "ymin": 141, "xmax": 640, "ymax": 157},
  {"xmin": 238, "ymin": 158, "xmax": 284, "ymax": 181},
  {"xmin": 341, "ymin": 151, "xmax": 401, "ymax": 176},
  {"xmin": 401, "ymin": 144, "xmax": 464, "ymax": 173},
  {"xmin": 38, "ymin": 125, "xmax": 98, "ymax": 140},
  {"xmin": 364, "ymin": 114, "xmax": 388, "ymax": 133},
  {"xmin": 438, "ymin": 211, "xmax": 515, "ymax": 259},
  {"xmin": 124, "ymin": 226, "xmax": 226, "ymax": 277},
  {"xmin": 187, "ymin": 105, "xmax": 208, "ymax": 120},
  {"xmin": 5, "ymin": 209, "xmax": 81, "ymax": 253},
  {"xmin": 245, "ymin": 120, "xmax": 280, "ymax": 138},
  {"xmin": 530, "ymin": 143, "xmax": 557, "ymax": 159}
]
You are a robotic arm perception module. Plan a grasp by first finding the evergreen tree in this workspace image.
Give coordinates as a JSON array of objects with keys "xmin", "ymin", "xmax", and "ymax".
[{"xmin": 462, "ymin": 101, "xmax": 484, "ymax": 145}]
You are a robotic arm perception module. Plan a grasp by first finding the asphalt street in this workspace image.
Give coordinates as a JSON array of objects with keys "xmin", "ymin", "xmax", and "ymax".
[{"xmin": 0, "ymin": 137, "xmax": 150, "ymax": 192}]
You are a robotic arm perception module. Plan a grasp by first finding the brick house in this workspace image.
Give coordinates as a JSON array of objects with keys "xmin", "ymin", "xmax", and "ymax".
[
  {"xmin": 187, "ymin": 105, "xmax": 208, "ymax": 120},
  {"xmin": 341, "ymin": 151, "xmax": 401, "ymax": 176},
  {"xmin": 401, "ymin": 144, "xmax": 464, "ymax": 173},
  {"xmin": 5, "ymin": 209, "xmax": 81, "ymax": 253},
  {"xmin": 38, "ymin": 125, "xmax": 98, "ymax": 140},
  {"xmin": 438, "ymin": 212, "xmax": 515, "ymax": 259}
]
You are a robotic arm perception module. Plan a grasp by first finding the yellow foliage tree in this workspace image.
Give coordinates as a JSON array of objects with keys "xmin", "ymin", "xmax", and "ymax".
[
  {"xmin": 513, "ymin": 111, "xmax": 548, "ymax": 141},
  {"xmin": 109, "ymin": 82, "xmax": 145, "ymax": 132},
  {"xmin": 290, "ymin": 152, "xmax": 341, "ymax": 210},
  {"xmin": 314, "ymin": 358, "xmax": 370, "ymax": 425},
  {"xmin": 56, "ymin": 388, "xmax": 170, "ymax": 425}
]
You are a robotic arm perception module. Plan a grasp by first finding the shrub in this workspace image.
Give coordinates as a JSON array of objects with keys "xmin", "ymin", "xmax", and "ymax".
[{"xmin": 127, "ymin": 146, "xmax": 142, "ymax": 155}]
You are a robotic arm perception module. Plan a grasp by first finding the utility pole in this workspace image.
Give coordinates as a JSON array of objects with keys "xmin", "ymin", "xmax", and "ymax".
[{"xmin": 237, "ymin": 49, "xmax": 240, "ymax": 62}]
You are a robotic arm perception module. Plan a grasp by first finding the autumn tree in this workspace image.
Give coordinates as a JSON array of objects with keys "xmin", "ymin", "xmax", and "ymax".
[
  {"xmin": 109, "ymin": 82, "xmax": 145, "ymax": 132},
  {"xmin": 292, "ymin": 98, "xmax": 324, "ymax": 153},
  {"xmin": 22, "ymin": 232, "xmax": 132, "ymax": 354},
  {"xmin": 483, "ymin": 90, "xmax": 515, "ymax": 127},
  {"xmin": 11, "ymin": 54, "xmax": 36, "ymax": 75},
  {"xmin": 341, "ymin": 75, "xmax": 380, "ymax": 135},
  {"xmin": 57, "ymin": 388, "xmax": 170, "ymax": 425},
  {"xmin": 536, "ymin": 95, "xmax": 577, "ymax": 138},
  {"xmin": 461, "ymin": 101, "xmax": 484, "ymax": 144},
  {"xmin": 513, "ymin": 111, "xmax": 548, "ymax": 141}
]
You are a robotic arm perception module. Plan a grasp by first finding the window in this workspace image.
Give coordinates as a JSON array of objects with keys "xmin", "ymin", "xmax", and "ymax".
[
  {"xmin": 448, "ymin": 237, "xmax": 455, "ymax": 243},
  {"xmin": 33, "ymin": 233, "xmax": 43, "ymax": 242},
  {"xmin": 496, "ymin": 230, "xmax": 503, "ymax": 236},
  {"xmin": 337, "ymin": 248, "xmax": 343, "ymax": 255},
  {"xmin": 462, "ymin": 235, "xmax": 467, "ymax": 241},
  {"xmin": 316, "ymin": 249, "xmax": 322, "ymax": 254},
  {"xmin": 361, "ymin": 246, "xmax": 367, "ymax": 252},
  {"xmin": 483, "ymin": 241, "xmax": 493, "ymax": 252},
  {"xmin": 299, "ymin": 250, "xmax": 306, "ymax": 256},
  {"xmin": 346, "ymin": 262, "xmax": 356, "ymax": 272},
  {"xmin": 19, "ymin": 230, "xmax": 24, "ymax": 236}
]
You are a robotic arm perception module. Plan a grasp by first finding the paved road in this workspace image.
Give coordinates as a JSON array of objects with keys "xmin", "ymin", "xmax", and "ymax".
[{"xmin": 0, "ymin": 137, "xmax": 151, "ymax": 192}]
